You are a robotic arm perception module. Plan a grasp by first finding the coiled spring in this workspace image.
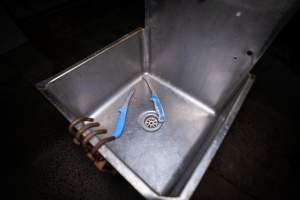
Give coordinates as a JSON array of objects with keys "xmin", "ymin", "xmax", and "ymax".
[{"xmin": 68, "ymin": 117, "xmax": 115, "ymax": 161}]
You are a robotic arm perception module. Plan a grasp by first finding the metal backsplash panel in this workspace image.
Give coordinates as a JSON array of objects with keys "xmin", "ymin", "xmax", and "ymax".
[{"xmin": 146, "ymin": 0, "xmax": 297, "ymax": 111}]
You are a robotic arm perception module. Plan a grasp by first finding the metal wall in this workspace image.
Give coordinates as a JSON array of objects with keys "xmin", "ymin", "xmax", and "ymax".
[
  {"xmin": 146, "ymin": 0, "xmax": 297, "ymax": 111},
  {"xmin": 40, "ymin": 29, "xmax": 144, "ymax": 119}
]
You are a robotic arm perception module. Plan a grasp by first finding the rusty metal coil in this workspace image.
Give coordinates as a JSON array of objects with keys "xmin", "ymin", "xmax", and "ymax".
[
  {"xmin": 68, "ymin": 117, "xmax": 93, "ymax": 135},
  {"xmin": 68, "ymin": 117, "xmax": 114, "ymax": 161}
]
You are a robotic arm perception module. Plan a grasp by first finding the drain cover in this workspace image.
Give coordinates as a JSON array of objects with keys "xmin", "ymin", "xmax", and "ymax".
[{"xmin": 138, "ymin": 111, "xmax": 163, "ymax": 132}]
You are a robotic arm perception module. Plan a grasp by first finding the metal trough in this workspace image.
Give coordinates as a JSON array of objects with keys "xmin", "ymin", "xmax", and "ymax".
[{"xmin": 37, "ymin": 0, "xmax": 297, "ymax": 199}]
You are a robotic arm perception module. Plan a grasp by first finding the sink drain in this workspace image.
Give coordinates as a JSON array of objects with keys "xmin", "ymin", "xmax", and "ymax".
[
  {"xmin": 144, "ymin": 116, "xmax": 159, "ymax": 129},
  {"xmin": 138, "ymin": 111, "xmax": 163, "ymax": 132}
]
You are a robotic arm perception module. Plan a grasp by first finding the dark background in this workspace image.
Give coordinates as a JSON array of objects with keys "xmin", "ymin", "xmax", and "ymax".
[{"xmin": 1, "ymin": 0, "xmax": 299, "ymax": 199}]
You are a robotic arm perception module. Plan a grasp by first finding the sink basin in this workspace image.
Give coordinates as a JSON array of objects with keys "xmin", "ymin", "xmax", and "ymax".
[
  {"xmin": 92, "ymin": 73, "xmax": 216, "ymax": 195},
  {"xmin": 37, "ymin": 0, "xmax": 297, "ymax": 199},
  {"xmin": 37, "ymin": 29, "xmax": 253, "ymax": 199}
]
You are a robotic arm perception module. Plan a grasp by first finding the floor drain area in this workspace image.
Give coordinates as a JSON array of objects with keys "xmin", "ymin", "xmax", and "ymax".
[{"xmin": 138, "ymin": 111, "xmax": 163, "ymax": 132}]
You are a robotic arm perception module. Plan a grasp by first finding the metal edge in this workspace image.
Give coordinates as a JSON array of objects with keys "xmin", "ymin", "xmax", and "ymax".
[
  {"xmin": 35, "ymin": 27, "xmax": 145, "ymax": 91},
  {"xmin": 143, "ymin": 0, "xmax": 151, "ymax": 73}
]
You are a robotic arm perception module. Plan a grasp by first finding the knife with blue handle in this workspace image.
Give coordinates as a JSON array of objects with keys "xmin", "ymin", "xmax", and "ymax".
[
  {"xmin": 143, "ymin": 77, "xmax": 165, "ymax": 122},
  {"xmin": 112, "ymin": 89, "xmax": 135, "ymax": 138}
]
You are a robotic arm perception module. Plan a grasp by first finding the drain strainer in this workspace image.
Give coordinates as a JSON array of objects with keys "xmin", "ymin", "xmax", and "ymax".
[{"xmin": 138, "ymin": 111, "xmax": 163, "ymax": 132}]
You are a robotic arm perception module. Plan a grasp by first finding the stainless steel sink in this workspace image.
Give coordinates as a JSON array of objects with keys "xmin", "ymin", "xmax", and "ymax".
[
  {"xmin": 37, "ymin": 29, "xmax": 252, "ymax": 199},
  {"xmin": 37, "ymin": 0, "xmax": 297, "ymax": 199}
]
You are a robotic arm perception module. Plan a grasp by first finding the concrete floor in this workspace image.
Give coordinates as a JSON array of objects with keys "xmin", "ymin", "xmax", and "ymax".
[{"xmin": 2, "ymin": 1, "xmax": 299, "ymax": 199}]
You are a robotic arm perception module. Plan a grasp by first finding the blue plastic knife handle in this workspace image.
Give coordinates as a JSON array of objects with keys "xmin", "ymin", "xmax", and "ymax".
[
  {"xmin": 150, "ymin": 95, "xmax": 165, "ymax": 122},
  {"xmin": 112, "ymin": 106, "xmax": 128, "ymax": 138}
]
